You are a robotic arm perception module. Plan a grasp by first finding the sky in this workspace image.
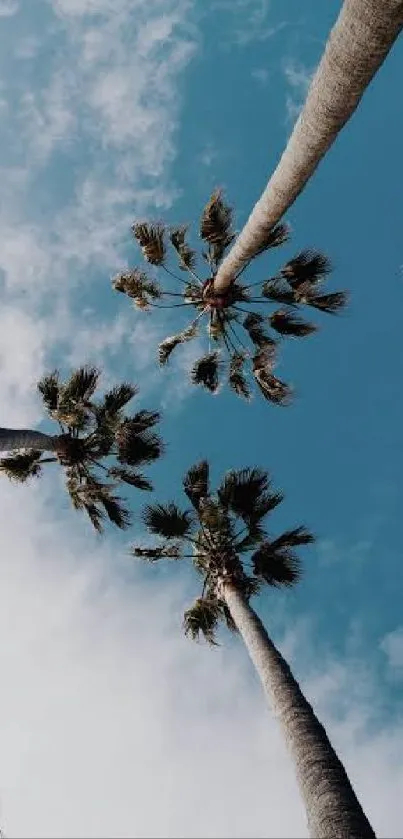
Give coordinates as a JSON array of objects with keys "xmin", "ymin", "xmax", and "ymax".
[{"xmin": 0, "ymin": 0, "xmax": 402, "ymax": 836}]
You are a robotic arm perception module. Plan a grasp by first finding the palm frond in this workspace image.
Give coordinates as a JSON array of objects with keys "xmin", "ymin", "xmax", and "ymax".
[
  {"xmin": 261, "ymin": 278, "xmax": 296, "ymax": 306},
  {"xmin": 61, "ymin": 366, "xmax": 100, "ymax": 404},
  {"xmin": 99, "ymin": 383, "xmax": 138, "ymax": 416},
  {"xmin": 270, "ymin": 525, "xmax": 315, "ymax": 550},
  {"xmin": 142, "ymin": 502, "xmax": 193, "ymax": 539},
  {"xmin": 132, "ymin": 544, "xmax": 182, "ymax": 561},
  {"xmin": 220, "ymin": 600, "xmax": 238, "ymax": 633},
  {"xmin": 158, "ymin": 322, "xmax": 199, "ymax": 366},
  {"xmin": 191, "ymin": 352, "xmax": 221, "ymax": 393},
  {"xmin": 252, "ymin": 222, "xmax": 290, "ymax": 257},
  {"xmin": 107, "ymin": 466, "xmax": 153, "ymax": 491},
  {"xmin": 281, "ymin": 250, "xmax": 331, "ymax": 288},
  {"xmin": 228, "ymin": 352, "xmax": 251, "ymax": 400},
  {"xmin": 253, "ymin": 350, "xmax": 292, "ymax": 406},
  {"xmin": 305, "ymin": 290, "xmax": 348, "ymax": 314},
  {"xmin": 116, "ymin": 420, "xmax": 164, "ymax": 466},
  {"xmin": 0, "ymin": 450, "xmax": 44, "ymax": 483},
  {"xmin": 37, "ymin": 370, "xmax": 60, "ymax": 414},
  {"xmin": 101, "ymin": 492, "xmax": 132, "ymax": 530},
  {"xmin": 200, "ymin": 190, "xmax": 235, "ymax": 263},
  {"xmin": 183, "ymin": 460, "xmax": 210, "ymax": 510},
  {"xmin": 218, "ymin": 468, "xmax": 270, "ymax": 522},
  {"xmin": 269, "ymin": 310, "xmax": 317, "ymax": 338},
  {"xmin": 184, "ymin": 282, "xmax": 203, "ymax": 304},
  {"xmin": 112, "ymin": 268, "xmax": 162, "ymax": 309},
  {"xmin": 243, "ymin": 312, "xmax": 276, "ymax": 350},
  {"xmin": 252, "ymin": 542, "xmax": 302, "ymax": 587},
  {"xmin": 128, "ymin": 409, "xmax": 160, "ymax": 432},
  {"xmin": 132, "ymin": 222, "xmax": 166, "ymax": 265},
  {"xmin": 183, "ymin": 597, "xmax": 222, "ymax": 645},
  {"xmin": 169, "ymin": 226, "xmax": 197, "ymax": 271}
]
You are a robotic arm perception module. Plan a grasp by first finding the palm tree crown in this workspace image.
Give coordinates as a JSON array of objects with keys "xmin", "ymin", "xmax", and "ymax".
[
  {"xmin": 0, "ymin": 366, "xmax": 164, "ymax": 532},
  {"xmin": 133, "ymin": 460, "xmax": 314, "ymax": 643},
  {"xmin": 113, "ymin": 191, "xmax": 347, "ymax": 406}
]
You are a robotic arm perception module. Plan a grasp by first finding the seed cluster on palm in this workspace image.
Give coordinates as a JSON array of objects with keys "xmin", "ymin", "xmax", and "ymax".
[
  {"xmin": 132, "ymin": 461, "xmax": 314, "ymax": 644},
  {"xmin": 113, "ymin": 190, "xmax": 347, "ymax": 405},
  {"xmin": 0, "ymin": 366, "xmax": 164, "ymax": 532}
]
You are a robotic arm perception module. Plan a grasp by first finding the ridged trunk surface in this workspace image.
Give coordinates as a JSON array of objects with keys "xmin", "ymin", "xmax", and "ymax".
[
  {"xmin": 214, "ymin": 0, "xmax": 403, "ymax": 292},
  {"xmin": 223, "ymin": 583, "xmax": 376, "ymax": 838},
  {"xmin": 0, "ymin": 428, "xmax": 59, "ymax": 453}
]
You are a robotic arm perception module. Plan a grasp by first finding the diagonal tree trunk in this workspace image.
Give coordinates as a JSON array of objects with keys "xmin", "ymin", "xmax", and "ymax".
[
  {"xmin": 223, "ymin": 582, "xmax": 375, "ymax": 838},
  {"xmin": 0, "ymin": 427, "xmax": 60, "ymax": 453},
  {"xmin": 214, "ymin": 0, "xmax": 403, "ymax": 293}
]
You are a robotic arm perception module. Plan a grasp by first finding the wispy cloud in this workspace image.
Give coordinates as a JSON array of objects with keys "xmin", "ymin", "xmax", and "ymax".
[{"xmin": 283, "ymin": 58, "xmax": 314, "ymax": 125}]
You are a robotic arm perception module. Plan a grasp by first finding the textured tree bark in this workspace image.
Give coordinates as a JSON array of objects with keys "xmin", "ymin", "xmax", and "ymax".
[
  {"xmin": 214, "ymin": 0, "xmax": 403, "ymax": 292},
  {"xmin": 0, "ymin": 428, "xmax": 60, "ymax": 453},
  {"xmin": 223, "ymin": 583, "xmax": 376, "ymax": 838}
]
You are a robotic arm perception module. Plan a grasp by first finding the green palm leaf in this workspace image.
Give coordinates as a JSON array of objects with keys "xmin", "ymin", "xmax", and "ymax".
[
  {"xmin": 281, "ymin": 250, "xmax": 331, "ymax": 288},
  {"xmin": 37, "ymin": 370, "xmax": 60, "ymax": 414},
  {"xmin": 270, "ymin": 526, "xmax": 315, "ymax": 550},
  {"xmin": 142, "ymin": 502, "xmax": 193, "ymax": 539},
  {"xmin": 183, "ymin": 597, "xmax": 222, "ymax": 645},
  {"xmin": 305, "ymin": 290, "xmax": 348, "ymax": 314},
  {"xmin": 107, "ymin": 466, "xmax": 153, "ymax": 491},
  {"xmin": 261, "ymin": 278, "xmax": 296, "ymax": 306},
  {"xmin": 0, "ymin": 450, "xmax": 44, "ymax": 482},
  {"xmin": 269, "ymin": 310, "xmax": 317, "ymax": 338},
  {"xmin": 218, "ymin": 468, "xmax": 272, "ymax": 522},
  {"xmin": 116, "ymin": 420, "xmax": 164, "ymax": 466},
  {"xmin": 98, "ymin": 383, "xmax": 138, "ymax": 416},
  {"xmin": 251, "ymin": 542, "xmax": 302, "ymax": 587}
]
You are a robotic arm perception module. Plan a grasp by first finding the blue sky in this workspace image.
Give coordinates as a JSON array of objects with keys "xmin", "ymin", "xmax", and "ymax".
[{"xmin": 0, "ymin": 1, "xmax": 403, "ymax": 836}]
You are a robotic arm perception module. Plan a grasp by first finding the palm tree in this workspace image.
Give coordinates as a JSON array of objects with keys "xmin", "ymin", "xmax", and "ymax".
[
  {"xmin": 133, "ymin": 461, "xmax": 375, "ymax": 839},
  {"xmin": 213, "ymin": 0, "xmax": 403, "ymax": 293},
  {"xmin": 113, "ymin": 192, "xmax": 347, "ymax": 406},
  {"xmin": 0, "ymin": 366, "xmax": 164, "ymax": 532}
]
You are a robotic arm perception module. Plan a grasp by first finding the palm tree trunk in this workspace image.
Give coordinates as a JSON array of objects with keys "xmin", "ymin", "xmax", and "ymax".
[
  {"xmin": 223, "ymin": 582, "xmax": 375, "ymax": 838},
  {"xmin": 0, "ymin": 427, "xmax": 60, "ymax": 453},
  {"xmin": 214, "ymin": 0, "xmax": 403, "ymax": 293}
]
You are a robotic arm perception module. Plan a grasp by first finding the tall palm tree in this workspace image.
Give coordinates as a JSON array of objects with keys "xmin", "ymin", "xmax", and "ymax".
[
  {"xmin": 0, "ymin": 366, "xmax": 164, "ymax": 532},
  {"xmin": 213, "ymin": 0, "xmax": 403, "ymax": 293},
  {"xmin": 113, "ymin": 191, "xmax": 347, "ymax": 405},
  {"xmin": 133, "ymin": 461, "xmax": 375, "ymax": 839}
]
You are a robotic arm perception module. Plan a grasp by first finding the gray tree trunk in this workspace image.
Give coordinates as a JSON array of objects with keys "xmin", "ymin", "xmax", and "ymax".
[
  {"xmin": 0, "ymin": 427, "xmax": 60, "ymax": 453},
  {"xmin": 223, "ymin": 583, "xmax": 375, "ymax": 838},
  {"xmin": 214, "ymin": 0, "xmax": 403, "ymax": 292}
]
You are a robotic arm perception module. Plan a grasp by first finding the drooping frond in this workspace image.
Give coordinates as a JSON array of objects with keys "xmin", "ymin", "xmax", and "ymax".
[
  {"xmin": 252, "ymin": 542, "xmax": 302, "ymax": 587},
  {"xmin": 243, "ymin": 312, "xmax": 276, "ymax": 350},
  {"xmin": 132, "ymin": 222, "xmax": 166, "ymax": 265},
  {"xmin": 183, "ymin": 460, "xmax": 210, "ymax": 510},
  {"xmin": 158, "ymin": 322, "xmax": 199, "ymax": 366},
  {"xmin": 281, "ymin": 250, "xmax": 332, "ymax": 288},
  {"xmin": 269, "ymin": 309, "xmax": 317, "ymax": 338},
  {"xmin": 112, "ymin": 268, "xmax": 162, "ymax": 309},
  {"xmin": 252, "ymin": 222, "xmax": 290, "ymax": 257},
  {"xmin": 191, "ymin": 352, "xmax": 221, "ymax": 393},
  {"xmin": 132, "ymin": 544, "xmax": 182, "ymax": 561},
  {"xmin": 228, "ymin": 352, "xmax": 251, "ymax": 400},
  {"xmin": 169, "ymin": 226, "xmax": 197, "ymax": 271},
  {"xmin": 107, "ymin": 466, "xmax": 153, "ymax": 491},
  {"xmin": 270, "ymin": 525, "xmax": 315, "ymax": 550},
  {"xmin": 253, "ymin": 350, "xmax": 292, "ymax": 406},
  {"xmin": 116, "ymin": 420, "xmax": 164, "ymax": 466},
  {"xmin": 37, "ymin": 370, "xmax": 60, "ymax": 414},
  {"xmin": 0, "ymin": 450, "xmax": 44, "ymax": 483},
  {"xmin": 261, "ymin": 278, "xmax": 296, "ymax": 306},
  {"xmin": 305, "ymin": 290, "xmax": 348, "ymax": 314},
  {"xmin": 142, "ymin": 502, "xmax": 193, "ymax": 539},
  {"xmin": 200, "ymin": 190, "xmax": 235, "ymax": 263},
  {"xmin": 183, "ymin": 597, "xmax": 222, "ymax": 645},
  {"xmin": 66, "ymin": 474, "xmax": 131, "ymax": 533}
]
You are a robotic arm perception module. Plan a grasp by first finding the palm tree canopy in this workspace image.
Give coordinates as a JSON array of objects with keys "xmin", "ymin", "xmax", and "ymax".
[
  {"xmin": 113, "ymin": 192, "xmax": 347, "ymax": 406},
  {"xmin": 213, "ymin": 0, "xmax": 403, "ymax": 292},
  {"xmin": 0, "ymin": 366, "xmax": 164, "ymax": 532},
  {"xmin": 132, "ymin": 461, "xmax": 314, "ymax": 643}
]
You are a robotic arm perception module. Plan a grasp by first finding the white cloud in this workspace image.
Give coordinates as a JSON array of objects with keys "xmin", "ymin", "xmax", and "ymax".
[
  {"xmin": 380, "ymin": 627, "xmax": 403, "ymax": 673},
  {"xmin": 0, "ymin": 0, "xmax": 18, "ymax": 17},
  {"xmin": 283, "ymin": 59, "xmax": 313, "ymax": 125}
]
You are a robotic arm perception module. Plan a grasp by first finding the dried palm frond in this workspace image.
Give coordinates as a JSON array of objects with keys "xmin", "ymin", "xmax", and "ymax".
[
  {"xmin": 158, "ymin": 321, "xmax": 199, "ymax": 366},
  {"xmin": 142, "ymin": 502, "xmax": 193, "ymax": 539},
  {"xmin": 269, "ymin": 309, "xmax": 317, "ymax": 338},
  {"xmin": 132, "ymin": 222, "xmax": 166, "ymax": 265},
  {"xmin": 132, "ymin": 544, "xmax": 182, "ymax": 560},
  {"xmin": 253, "ymin": 350, "xmax": 292, "ymax": 406},
  {"xmin": 107, "ymin": 466, "xmax": 153, "ymax": 491},
  {"xmin": 305, "ymin": 290, "xmax": 348, "ymax": 314},
  {"xmin": 253, "ymin": 222, "xmax": 290, "ymax": 257},
  {"xmin": 37, "ymin": 370, "xmax": 60, "ymax": 414},
  {"xmin": 0, "ymin": 450, "xmax": 44, "ymax": 483},
  {"xmin": 200, "ymin": 190, "xmax": 235, "ymax": 264},
  {"xmin": 243, "ymin": 312, "xmax": 276, "ymax": 350},
  {"xmin": 61, "ymin": 366, "xmax": 100, "ymax": 405},
  {"xmin": 228, "ymin": 352, "xmax": 251, "ymax": 400},
  {"xmin": 183, "ymin": 460, "xmax": 210, "ymax": 510},
  {"xmin": 208, "ymin": 311, "xmax": 225, "ymax": 342},
  {"xmin": 183, "ymin": 597, "xmax": 222, "ymax": 645},
  {"xmin": 281, "ymin": 250, "xmax": 331, "ymax": 287},
  {"xmin": 191, "ymin": 352, "xmax": 221, "ymax": 393},
  {"xmin": 112, "ymin": 269, "xmax": 162, "ymax": 309},
  {"xmin": 261, "ymin": 278, "xmax": 296, "ymax": 306},
  {"xmin": 170, "ymin": 225, "xmax": 197, "ymax": 271}
]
